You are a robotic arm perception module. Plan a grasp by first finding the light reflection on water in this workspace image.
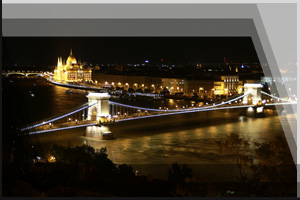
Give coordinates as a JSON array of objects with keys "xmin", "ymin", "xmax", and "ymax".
[{"xmin": 33, "ymin": 113, "xmax": 286, "ymax": 165}]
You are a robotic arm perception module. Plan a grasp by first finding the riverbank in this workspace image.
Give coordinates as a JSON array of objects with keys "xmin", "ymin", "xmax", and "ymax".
[{"xmin": 46, "ymin": 78, "xmax": 103, "ymax": 92}]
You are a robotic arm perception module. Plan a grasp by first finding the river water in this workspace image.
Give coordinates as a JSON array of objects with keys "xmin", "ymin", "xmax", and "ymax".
[{"xmin": 2, "ymin": 77, "xmax": 293, "ymax": 181}]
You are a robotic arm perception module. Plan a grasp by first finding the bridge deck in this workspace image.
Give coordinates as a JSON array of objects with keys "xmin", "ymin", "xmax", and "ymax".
[{"xmin": 30, "ymin": 120, "xmax": 98, "ymax": 132}]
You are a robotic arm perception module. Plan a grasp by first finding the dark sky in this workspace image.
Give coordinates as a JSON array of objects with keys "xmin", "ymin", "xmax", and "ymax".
[{"xmin": 3, "ymin": 37, "xmax": 259, "ymax": 66}]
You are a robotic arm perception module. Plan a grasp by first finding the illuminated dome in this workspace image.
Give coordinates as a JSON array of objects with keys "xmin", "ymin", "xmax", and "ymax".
[{"xmin": 66, "ymin": 48, "xmax": 77, "ymax": 65}]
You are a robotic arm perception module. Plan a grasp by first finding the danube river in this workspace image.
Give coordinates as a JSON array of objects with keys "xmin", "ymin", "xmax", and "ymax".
[{"xmin": 2, "ymin": 77, "xmax": 293, "ymax": 181}]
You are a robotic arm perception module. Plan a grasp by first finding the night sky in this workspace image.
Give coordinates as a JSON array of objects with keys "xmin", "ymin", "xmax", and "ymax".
[{"xmin": 3, "ymin": 37, "xmax": 259, "ymax": 66}]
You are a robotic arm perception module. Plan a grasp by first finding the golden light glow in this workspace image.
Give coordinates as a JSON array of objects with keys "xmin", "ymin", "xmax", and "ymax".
[
  {"xmin": 48, "ymin": 155, "xmax": 56, "ymax": 163},
  {"xmin": 53, "ymin": 49, "xmax": 92, "ymax": 83}
]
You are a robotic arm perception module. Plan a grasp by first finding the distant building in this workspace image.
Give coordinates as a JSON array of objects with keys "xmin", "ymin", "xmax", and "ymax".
[
  {"xmin": 213, "ymin": 75, "xmax": 243, "ymax": 96},
  {"xmin": 54, "ymin": 49, "xmax": 92, "ymax": 83}
]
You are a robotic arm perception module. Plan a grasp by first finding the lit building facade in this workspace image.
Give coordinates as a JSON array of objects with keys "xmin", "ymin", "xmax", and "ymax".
[
  {"xmin": 93, "ymin": 73, "xmax": 246, "ymax": 98},
  {"xmin": 54, "ymin": 49, "xmax": 92, "ymax": 83},
  {"xmin": 213, "ymin": 75, "xmax": 243, "ymax": 96}
]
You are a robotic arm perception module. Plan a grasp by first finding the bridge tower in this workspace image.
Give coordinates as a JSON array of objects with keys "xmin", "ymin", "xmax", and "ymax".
[
  {"xmin": 85, "ymin": 92, "xmax": 114, "ymax": 140},
  {"xmin": 86, "ymin": 92, "xmax": 110, "ymax": 121},
  {"xmin": 242, "ymin": 83, "xmax": 263, "ymax": 105}
]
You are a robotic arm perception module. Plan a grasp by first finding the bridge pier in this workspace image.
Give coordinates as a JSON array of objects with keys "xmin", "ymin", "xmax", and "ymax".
[
  {"xmin": 240, "ymin": 104, "xmax": 265, "ymax": 117},
  {"xmin": 85, "ymin": 125, "xmax": 114, "ymax": 140}
]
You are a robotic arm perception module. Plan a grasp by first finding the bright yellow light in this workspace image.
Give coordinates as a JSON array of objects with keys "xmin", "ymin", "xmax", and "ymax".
[{"xmin": 48, "ymin": 155, "xmax": 56, "ymax": 163}]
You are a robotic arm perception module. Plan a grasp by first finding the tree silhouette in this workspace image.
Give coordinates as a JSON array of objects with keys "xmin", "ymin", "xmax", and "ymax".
[
  {"xmin": 251, "ymin": 136, "xmax": 296, "ymax": 196},
  {"xmin": 216, "ymin": 133, "xmax": 254, "ymax": 182}
]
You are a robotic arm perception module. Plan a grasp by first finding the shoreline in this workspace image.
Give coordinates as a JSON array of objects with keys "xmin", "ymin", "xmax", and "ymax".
[{"xmin": 46, "ymin": 78, "xmax": 103, "ymax": 91}]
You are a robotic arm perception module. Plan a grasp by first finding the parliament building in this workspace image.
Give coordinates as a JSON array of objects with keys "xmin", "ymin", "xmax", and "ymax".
[{"xmin": 54, "ymin": 49, "xmax": 92, "ymax": 83}]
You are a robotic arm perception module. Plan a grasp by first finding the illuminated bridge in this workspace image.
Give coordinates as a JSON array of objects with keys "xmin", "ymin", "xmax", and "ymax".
[
  {"xmin": 20, "ymin": 84, "xmax": 296, "ymax": 137},
  {"xmin": 2, "ymin": 70, "xmax": 45, "ymax": 77}
]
